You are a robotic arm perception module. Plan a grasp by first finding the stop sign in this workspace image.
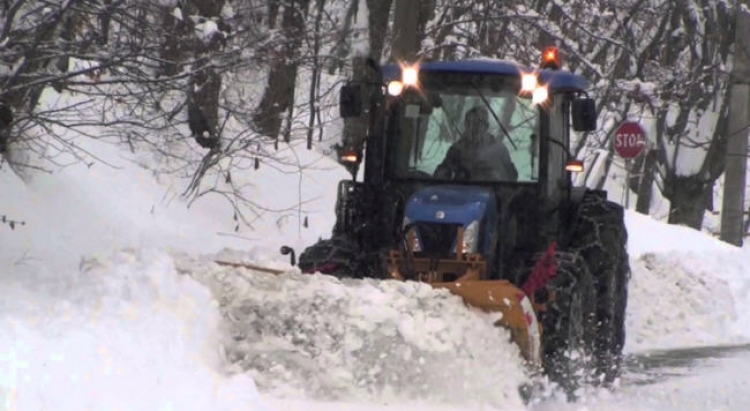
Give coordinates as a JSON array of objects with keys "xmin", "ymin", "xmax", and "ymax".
[{"xmin": 614, "ymin": 121, "xmax": 646, "ymax": 159}]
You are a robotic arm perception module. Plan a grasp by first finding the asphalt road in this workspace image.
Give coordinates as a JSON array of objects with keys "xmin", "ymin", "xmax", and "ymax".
[
  {"xmin": 529, "ymin": 344, "xmax": 750, "ymax": 410},
  {"xmin": 616, "ymin": 344, "xmax": 750, "ymax": 410}
]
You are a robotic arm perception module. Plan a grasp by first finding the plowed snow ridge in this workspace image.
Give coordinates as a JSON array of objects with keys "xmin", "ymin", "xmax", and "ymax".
[{"xmin": 176, "ymin": 253, "xmax": 528, "ymax": 408}]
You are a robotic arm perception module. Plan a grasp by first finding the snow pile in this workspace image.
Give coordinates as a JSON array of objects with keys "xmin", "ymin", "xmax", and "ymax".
[
  {"xmin": 625, "ymin": 211, "xmax": 739, "ymax": 256},
  {"xmin": 0, "ymin": 133, "xmax": 346, "ymax": 272},
  {"xmin": 177, "ymin": 254, "xmax": 528, "ymax": 409},
  {"xmin": 624, "ymin": 211, "xmax": 750, "ymax": 352},
  {"xmin": 626, "ymin": 252, "xmax": 739, "ymax": 351},
  {"xmin": 0, "ymin": 248, "xmax": 267, "ymax": 411}
]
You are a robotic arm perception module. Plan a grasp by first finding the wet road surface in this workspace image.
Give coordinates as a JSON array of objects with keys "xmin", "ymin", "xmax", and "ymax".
[
  {"xmin": 532, "ymin": 344, "xmax": 750, "ymax": 410},
  {"xmin": 615, "ymin": 344, "xmax": 750, "ymax": 410}
]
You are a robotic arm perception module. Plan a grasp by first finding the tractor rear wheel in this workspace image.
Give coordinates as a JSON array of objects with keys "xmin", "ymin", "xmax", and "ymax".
[
  {"xmin": 541, "ymin": 251, "xmax": 597, "ymax": 397},
  {"xmin": 297, "ymin": 235, "xmax": 361, "ymax": 278},
  {"xmin": 570, "ymin": 192, "xmax": 630, "ymax": 385}
]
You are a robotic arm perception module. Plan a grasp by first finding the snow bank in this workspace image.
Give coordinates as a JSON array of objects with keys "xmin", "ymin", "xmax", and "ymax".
[
  {"xmin": 0, "ymin": 126, "xmax": 346, "ymax": 273},
  {"xmin": 0, "ymin": 248, "xmax": 267, "ymax": 411},
  {"xmin": 625, "ymin": 211, "xmax": 738, "ymax": 256},
  {"xmin": 626, "ymin": 252, "xmax": 740, "ymax": 352},
  {"xmin": 177, "ymin": 254, "xmax": 528, "ymax": 409},
  {"xmin": 624, "ymin": 211, "xmax": 750, "ymax": 352}
]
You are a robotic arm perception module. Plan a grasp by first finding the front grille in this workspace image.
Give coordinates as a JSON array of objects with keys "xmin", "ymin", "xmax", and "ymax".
[{"xmin": 414, "ymin": 222, "xmax": 461, "ymax": 257}]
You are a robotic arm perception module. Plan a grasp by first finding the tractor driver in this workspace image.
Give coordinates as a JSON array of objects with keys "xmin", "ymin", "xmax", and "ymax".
[{"xmin": 434, "ymin": 105, "xmax": 518, "ymax": 182}]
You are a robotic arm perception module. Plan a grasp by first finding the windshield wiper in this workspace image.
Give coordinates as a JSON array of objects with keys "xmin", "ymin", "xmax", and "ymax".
[{"xmin": 471, "ymin": 83, "xmax": 518, "ymax": 150}]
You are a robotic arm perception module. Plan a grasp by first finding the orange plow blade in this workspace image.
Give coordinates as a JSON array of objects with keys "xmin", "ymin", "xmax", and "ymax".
[
  {"xmin": 386, "ymin": 250, "xmax": 542, "ymax": 366},
  {"xmin": 433, "ymin": 280, "xmax": 542, "ymax": 366}
]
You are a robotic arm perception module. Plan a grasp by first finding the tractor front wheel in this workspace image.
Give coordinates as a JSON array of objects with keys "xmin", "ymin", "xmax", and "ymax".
[
  {"xmin": 570, "ymin": 192, "xmax": 630, "ymax": 385},
  {"xmin": 540, "ymin": 251, "xmax": 597, "ymax": 398}
]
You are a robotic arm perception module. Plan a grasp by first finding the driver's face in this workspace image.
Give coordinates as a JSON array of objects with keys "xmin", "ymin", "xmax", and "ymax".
[{"xmin": 465, "ymin": 111, "xmax": 488, "ymax": 139}]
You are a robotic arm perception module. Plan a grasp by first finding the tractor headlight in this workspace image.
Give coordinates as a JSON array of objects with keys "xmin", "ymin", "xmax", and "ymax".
[
  {"xmin": 462, "ymin": 220, "xmax": 480, "ymax": 254},
  {"xmin": 402, "ymin": 217, "xmax": 422, "ymax": 252},
  {"xmin": 532, "ymin": 86, "xmax": 549, "ymax": 105},
  {"xmin": 521, "ymin": 73, "xmax": 538, "ymax": 93},
  {"xmin": 387, "ymin": 81, "xmax": 405, "ymax": 96},
  {"xmin": 402, "ymin": 66, "xmax": 419, "ymax": 86}
]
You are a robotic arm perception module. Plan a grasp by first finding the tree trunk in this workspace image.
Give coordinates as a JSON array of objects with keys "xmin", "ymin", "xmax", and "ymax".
[
  {"xmin": 391, "ymin": 0, "xmax": 421, "ymax": 62},
  {"xmin": 183, "ymin": 0, "xmax": 227, "ymax": 149},
  {"xmin": 667, "ymin": 175, "xmax": 711, "ymax": 229},
  {"xmin": 98, "ymin": 0, "xmax": 113, "ymax": 46},
  {"xmin": 2, "ymin": 2, "xmax": 76, "ymax": 110},
  {"xmin": 159, "ymin": 3, "xmax": 191, "ymax": 77},
  {"xmin": 720, "ymin": 82, "xmax": 749, "ymax": 245},
  {"xmin": 635, "ymin": 148, "xmax": 657, "ymax": 215},
  {"xmin": 307, "ymin": 0, "xmax": 325, "ymax": 149},
  {"xmin": 720, "ymin": 3, "xmax": 750, "ymax": 246},
  {"xmin": 366, "ymin": 0, "xmax": 393, "ymax": 62},
  {"xmin": 254, "ymin": 0, "xmax": 310, "ymax": 139},
  {"xmin": 188, "ymin": 62, "xmax": 222, "ymax": 148}
]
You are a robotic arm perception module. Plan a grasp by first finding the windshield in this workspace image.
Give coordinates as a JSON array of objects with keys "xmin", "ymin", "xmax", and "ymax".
[{"xmin": 389, "ymin": 75, "xmax": 540, "ymax": 183}]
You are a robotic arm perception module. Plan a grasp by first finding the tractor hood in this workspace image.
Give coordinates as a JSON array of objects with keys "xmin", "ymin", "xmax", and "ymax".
[{"xmin": 404, "ymin": 186, "xmax": 495, "ymax": 225}]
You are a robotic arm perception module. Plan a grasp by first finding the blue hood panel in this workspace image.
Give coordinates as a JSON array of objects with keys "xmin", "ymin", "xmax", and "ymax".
[{"xmin": 404, "ymin": 186, "xmax": 495, "ymax": 226}]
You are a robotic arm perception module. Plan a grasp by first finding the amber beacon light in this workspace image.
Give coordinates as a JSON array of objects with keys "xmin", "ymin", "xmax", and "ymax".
[{"xmin": 541, "ymin": 46, "xmax": 561, "ymax": 70}]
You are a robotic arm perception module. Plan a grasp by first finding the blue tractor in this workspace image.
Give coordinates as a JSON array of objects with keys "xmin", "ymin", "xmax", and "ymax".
[{"xmin": 297, "ymin": 50, "xmax": 630, "ymax": 394}]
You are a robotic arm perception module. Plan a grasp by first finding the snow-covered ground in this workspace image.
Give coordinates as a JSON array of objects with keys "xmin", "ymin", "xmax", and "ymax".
[{"xmin": 2, "ymin": 132, "xmax": 750, "ymax": 411}]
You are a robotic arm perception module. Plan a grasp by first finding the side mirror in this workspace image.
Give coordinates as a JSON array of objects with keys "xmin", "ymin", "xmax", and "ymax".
[
  {"xmin": 572, "ymin": 98, "xmax": 597, "ymax": 132},
  {"xmin": 339, "ymin": 83, "xmax": 362, "ymax": 118}
]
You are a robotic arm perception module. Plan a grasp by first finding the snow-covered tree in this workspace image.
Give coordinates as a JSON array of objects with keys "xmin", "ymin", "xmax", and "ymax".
[{"xmin": 2, "ymin": 0, "xmax": 744, "ymax": 232}]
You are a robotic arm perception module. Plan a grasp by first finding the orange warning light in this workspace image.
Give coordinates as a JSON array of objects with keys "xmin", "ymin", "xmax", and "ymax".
[{"xmin": 541, "ymin": 46, "xmax": 560, "ymax": 70}]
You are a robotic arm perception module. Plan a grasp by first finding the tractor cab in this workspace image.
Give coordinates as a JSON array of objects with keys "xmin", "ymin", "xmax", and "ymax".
[
  {"xmin": 383, "ymin": 61, "xmax": 546, "ymax": 185},
  {"xmin": 372, "ymin": 57, "xmax": 595, "ymax": 188},
  {"xmin": 333, "ymin": 52, "xmax": 596, "ymax": 282}
]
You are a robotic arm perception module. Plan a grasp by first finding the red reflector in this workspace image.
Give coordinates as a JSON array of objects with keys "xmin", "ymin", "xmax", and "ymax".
[{"xmin": 304, "ymin": 262, "xmax": 339, "ymax": 274}]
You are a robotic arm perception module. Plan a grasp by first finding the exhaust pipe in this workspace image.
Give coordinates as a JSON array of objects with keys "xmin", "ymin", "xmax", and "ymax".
[{"xmin": 280, "ymin": 245, "xmax": 296, "ymax": 266}]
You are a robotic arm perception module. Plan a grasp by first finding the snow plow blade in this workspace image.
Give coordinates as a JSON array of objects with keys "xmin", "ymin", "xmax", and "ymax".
[
  {"xmin": 433, "ymin": 280, "xmax": 541, "ymax": 366},
  {"xmin": 385, "ymin": 251, "xmax": 541, "ymax": 366}
]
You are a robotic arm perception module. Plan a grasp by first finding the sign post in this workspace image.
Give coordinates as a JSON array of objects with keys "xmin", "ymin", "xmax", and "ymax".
[{"xmin": 613, "ymin": 121, "xmax": 647, "ymax": 208}]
